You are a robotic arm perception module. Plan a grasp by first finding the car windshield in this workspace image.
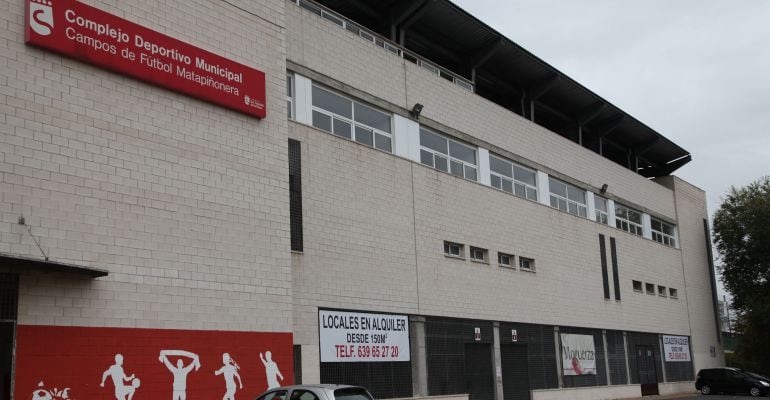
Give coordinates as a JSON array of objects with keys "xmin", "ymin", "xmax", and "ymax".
[{"xmin": 334, "ymin": 388, "xmax": 374, "ymax": 400}]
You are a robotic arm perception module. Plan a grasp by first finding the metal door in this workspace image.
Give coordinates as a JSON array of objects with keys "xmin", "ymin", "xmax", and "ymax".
[
  {"xmin": 464, "ymin": 344, "xmax": 494, "ymax": 400},
  {"xmin": 636, "ymin": 345, "xmax": 659, "ymax": 396},
  {"xmin": 501, "ymin": 344, "xmax": 530, "ymax": 400},
  {"xmin": 0, "ymin": 323, "xmax": 12, "ymax": 400}
]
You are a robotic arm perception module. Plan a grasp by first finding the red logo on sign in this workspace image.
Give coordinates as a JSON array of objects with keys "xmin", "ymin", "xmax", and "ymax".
[{"xmin": 25, "ymin": 0, "xmax": 267, "ymax": 118}]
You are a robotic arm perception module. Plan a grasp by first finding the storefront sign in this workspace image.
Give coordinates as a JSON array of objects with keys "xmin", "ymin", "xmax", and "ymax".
[
  {"xmin": 14, "ymin": 325, "xmax": 293, "ymax": 399},
  {"xmin": 474, "ymin": 327, "xmax": 481, "ymax": 341},
  {"xmin": 663, "ymin": 335, "xmax": 691, "ymax": 362},
  {"xmin": 25, "ymin": 0, "xmax": 266, "ymax": 118},
  {"xmin": 319, "ymin": 309, "xmax": 410, "ymax": 362},
  {"xmin": 511, "ymin": 329, "xmax": 518, "ymax": 342},
  {"xmin": 560, "ymin": 333, "xmax": 596, "ymax": 375}
]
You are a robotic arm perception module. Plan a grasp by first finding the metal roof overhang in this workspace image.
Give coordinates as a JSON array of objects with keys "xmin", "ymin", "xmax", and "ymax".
[
  {"xmin": 0, "ymin": 254, "xmax": 109, "ymax": 278},
  {"xmin": 310, "ymin": 0, "xmax": 691, "ymax": 177}
]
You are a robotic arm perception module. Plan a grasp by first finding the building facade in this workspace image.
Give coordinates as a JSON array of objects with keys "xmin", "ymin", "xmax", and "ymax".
[{"xmin": 1, "ymin": 0, "xmax": 723, "ymax": 399}]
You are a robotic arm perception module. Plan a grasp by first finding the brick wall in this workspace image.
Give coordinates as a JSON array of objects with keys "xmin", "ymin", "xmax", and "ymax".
[{"xmin": 0, "ymin": 0, "xmax": 292, "ymax": 332}]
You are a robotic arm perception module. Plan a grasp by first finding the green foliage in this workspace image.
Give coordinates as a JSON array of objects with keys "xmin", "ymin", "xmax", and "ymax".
[{"xmin": 713, "ymin": 176, "xmax": 770, "ymax": 375}]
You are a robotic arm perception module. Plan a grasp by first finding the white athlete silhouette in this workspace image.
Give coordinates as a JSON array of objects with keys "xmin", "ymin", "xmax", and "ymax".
[
  {"xmin": 100, "ymin": 354, "xmax": 139, "ymax": 400},
  {"xmin": 214, "ymin": 353, "xmax": 242, "ymax": 400},
  {"xmin": 159, "ymin": 350, "xmax": 201, "ymax": 400},
  {"xmin": 259, "ymin": 351, "xmax": 284, "ymax": 389}
]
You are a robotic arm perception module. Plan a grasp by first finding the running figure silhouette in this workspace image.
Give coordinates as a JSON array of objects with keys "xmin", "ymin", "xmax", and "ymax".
[
  {"xmin": 259, "ymin": 351, "xmax": 284, "ymax": 389},
  {"xmin": 159, "ymin": 350, "xmax": 201, "ymax": 400},
  {"xmin": 100, "ymin": 354, "xmax": 139, "ymax": 400},
  {"xmin": 214, "ymin": 353, "xmax": 242, "ymax": 400}
]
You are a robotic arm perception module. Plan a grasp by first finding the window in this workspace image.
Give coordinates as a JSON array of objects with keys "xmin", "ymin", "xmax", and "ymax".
[
  {"xmin": 658, "ymin": 285, "xmax": 667, "ymax": 297},
  {"xmin": 633, "ymin": 280, "xmax": 643, "ymax": 292},
  {"xmin": 519, "ymin": 257, "xmax": 535, "ymax": 271},
  {"xmin": 651, "ymin": 218, "xmax": 677, "ymax": 247},
  {"xmin": 334, "ymin": 388, "xmax": 375, "ymax": 400},
  {"xmin": 289, "ymin": 140, "xmax": 303, "ymax": 251},
  {"xmin": 420, "ymin": 128, "xmax": 477, "ymax": 181},
  {"xmin": 291, "ymin": 391, "xmax": 320, "ymax": 400},
  {"xmin": 258, "ymin": 390, "xmax": 289, "ymax": 400},
  {"xmin": 615, "ymin": 204, "xmax": 643, "ymax": 236},
  {"xmin": 594, "ymin": 195, "xmax": 609, "ymax": 225},
  {"xmin": 311, "ymin": 85, "xmax": 393, "ymax": 152},
  {"xmin": 444, "ymin": 241, "xmax": 463, "ymax": 258},
  {"xmin": 645, "ymin": 282, "xmax": 655, "ymax": 295},
  {"xmin": 669, "ymin": 288, "xmax": 678, "ymax": 299},
  {"xmin": 498, "ymin": 252, "xmax": 514, "ymax": 268},
  {"xmin": 489, "ymin": 155, "xmax": 537, "ymax": 201},
  {"xmin": 469, "ymin": 246, "xmax": 488, "ymax": 263},
  {"xmin": 549, "ymin": 178, "xmax": 587, "ymax": 217},
  {"xmin": 286, "ymin": 74, "xmax": 294, "ymax": 119}
]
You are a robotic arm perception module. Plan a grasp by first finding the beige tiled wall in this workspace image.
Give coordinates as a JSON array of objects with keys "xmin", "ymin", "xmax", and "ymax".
[{"xmin": 1, "ymin": 0, "xmax": 292, "ymax": 332}]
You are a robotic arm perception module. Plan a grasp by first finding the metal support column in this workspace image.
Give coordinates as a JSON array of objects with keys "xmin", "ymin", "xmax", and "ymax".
[
  {"xmin": 603, "ymin": 330, "xmax": 611, "ymax": 385},
  {"xmin": 554, "ymin": 327, "xmax": 563, "ymax": 388},
  {"xmin": 410, "ymin": 316, "xmax": 428, "ymax": 396},
  {"xmin": 493, "ymin": 322, "xmax": 504, "ymax": 400},
  {"xmin": 623, "ymin": 331, "xmax": 632, "ymax": 384},
  {"xmin": 658, "ymin": 335, "xmax": 667, "ymax": 382}
]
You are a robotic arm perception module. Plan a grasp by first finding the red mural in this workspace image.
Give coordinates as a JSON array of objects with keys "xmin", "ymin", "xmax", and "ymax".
[{"xmin": 15, "ymin": 325, "xmax": 293, "ymax": 400}]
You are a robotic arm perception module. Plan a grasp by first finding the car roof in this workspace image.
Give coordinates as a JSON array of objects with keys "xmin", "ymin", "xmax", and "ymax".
[{"xmin": 269, "ymin": 384, "xmax": 363, "ymax": 391}]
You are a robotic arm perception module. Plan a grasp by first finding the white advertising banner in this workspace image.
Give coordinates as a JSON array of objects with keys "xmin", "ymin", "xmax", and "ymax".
[
  {"xmin": 663, "ymin": 335, "xmax": 691, "ymax": 362},
  {"xmin": 560, "ymin": 334, "xmax": 597, "ymax": 375},
  {"xmin": 319, "ymin": 310, "xmax": 410, "ymax": 362}
]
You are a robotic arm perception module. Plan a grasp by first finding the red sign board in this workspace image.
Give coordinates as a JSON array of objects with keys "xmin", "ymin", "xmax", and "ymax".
[
  {"xmin": 15, "ymin": 325, "xmax": 292, "ymax": 400},
  {"xmin": 25, "ymin": 0, "xmax": 267, "ymax": 118}
]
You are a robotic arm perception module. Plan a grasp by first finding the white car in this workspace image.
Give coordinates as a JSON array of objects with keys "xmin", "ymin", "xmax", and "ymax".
[{"xmin": 256, "ymin": 384, "xmax": 375, "ymax": 400}]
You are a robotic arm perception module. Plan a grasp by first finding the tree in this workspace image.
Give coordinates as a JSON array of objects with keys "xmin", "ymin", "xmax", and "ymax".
[{"xmin": 713, "ymin": 176, "xmax": 770, "ymax": 374}]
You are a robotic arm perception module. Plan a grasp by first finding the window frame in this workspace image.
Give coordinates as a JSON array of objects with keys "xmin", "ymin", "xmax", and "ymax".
[
  {"xmin": 594, "ymin": 195, "xmax": 609, "ymax": 225},
  {"xmin": 287, "ymin": 73, "xmax": 294, "ymax": 120},
  {"xmin": 498, "ymin": 252, "xmax": 514, "ymax": 269},
  {"xmin": 658, "ymin": 285, "xmax": 667, "ymax": 297},
  {"xmin": 290, "ymin": 390, "xmax": 320, "ymax": 400},
  {"xmin": 645, "ymin": 282, "xmax": 655, "ymax": 295},
  {"xmin": 669, "ymin": 288, "xmax": 678, "ymax": 299},
  {"xmin": 443, "ymin": 241, "xmax": 464, "ymax": 259},
  {"xmin": 519, "ymin": 256, "xmax": 535, "ymax": 272},
  {"xmin": 651, "ymin": 218, "xmax": 677, "ymax": 247},
  {"xmin": 259, "ymin": 390, "xmax": 289, "ymax": 400},
  {"xmin": 615, "ymin": 203, "xmax": 644, "ymax": 236},
  {"xmin": 310, "ymin": 84, "xmax": 393, "ymax": 152},
  {"xmin": 632, "ymin": 280, "xmax": 643, "ymax": 292},
  {"xmin": 488, "ymin": 154, "xmax": 538, "ymax": 201},
  {"xmin": 548, "ymin": 178, "xmax": 587, "ymax": 218},
  {"xmin": 419, "ymin": 127, "xmax": 478, "ymax": 181},
  {"xmin": 469, "ymin": 246, "xmax": 488, "ymax": 264}
]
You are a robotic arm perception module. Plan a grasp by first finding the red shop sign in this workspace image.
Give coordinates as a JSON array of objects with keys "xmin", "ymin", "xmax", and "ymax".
[{"xmin": 25, "ymin": 0, "xmax": 267, "ymax": 118}]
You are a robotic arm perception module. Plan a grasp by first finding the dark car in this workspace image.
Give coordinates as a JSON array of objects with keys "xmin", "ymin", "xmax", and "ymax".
[
  {"xmin": 256, "ymin": 384, "xmax": 375, "ymax": 400},
  {"xmin": 696, "ymin": 367, "xmax": 770, "ymax": 397}
]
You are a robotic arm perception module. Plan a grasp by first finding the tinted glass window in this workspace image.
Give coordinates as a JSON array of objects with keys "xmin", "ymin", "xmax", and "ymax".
[
  {"xmin": 448, "ymin": 141, "xmax": 475, "ymax": 164},
  {"xmin": 420, "ymin": 129, "xmax": 447, "ymax": 153},
  {"xmin": 567, "ymin": 185, "xmax": 585, "ymax": 203},
  {"xmin": 260, "ymin": 390, "xmax": 289, "ymax": 400},
  {"xmin": 334, "ymin": 388, "xmax": 373, "ymax": 400},
  {"xmin": 490, "ymin": 156, "xmax": 512, "ymax": 177},
  {"xmin": 291, "ymin": 390, "xmax": 319, "ymax": 400},
  {"xmin": 549, "ymin": 178, "xmax": 567, "ymax": 197},
  {"xmin": 513, "ymin": 165, "xmax": 536, "ymax": 186},
  {"xmin": 354, "ymin": 103, "xmax": 390, "ymax": 133},
  {"xmin": 312, "ymin": 86, "xmax": 352, "ymax": 118}
]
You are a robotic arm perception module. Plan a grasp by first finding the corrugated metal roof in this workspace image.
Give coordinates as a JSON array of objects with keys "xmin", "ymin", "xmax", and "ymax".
[{"xmin": 308, "ymin": 0, "xmax": 691, "ymax": 177}]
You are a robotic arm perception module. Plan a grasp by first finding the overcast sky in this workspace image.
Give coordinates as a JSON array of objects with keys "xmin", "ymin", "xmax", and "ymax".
[{"xmin": 453, "ymin": 0, "xmax": 770, "ymax": 298}]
